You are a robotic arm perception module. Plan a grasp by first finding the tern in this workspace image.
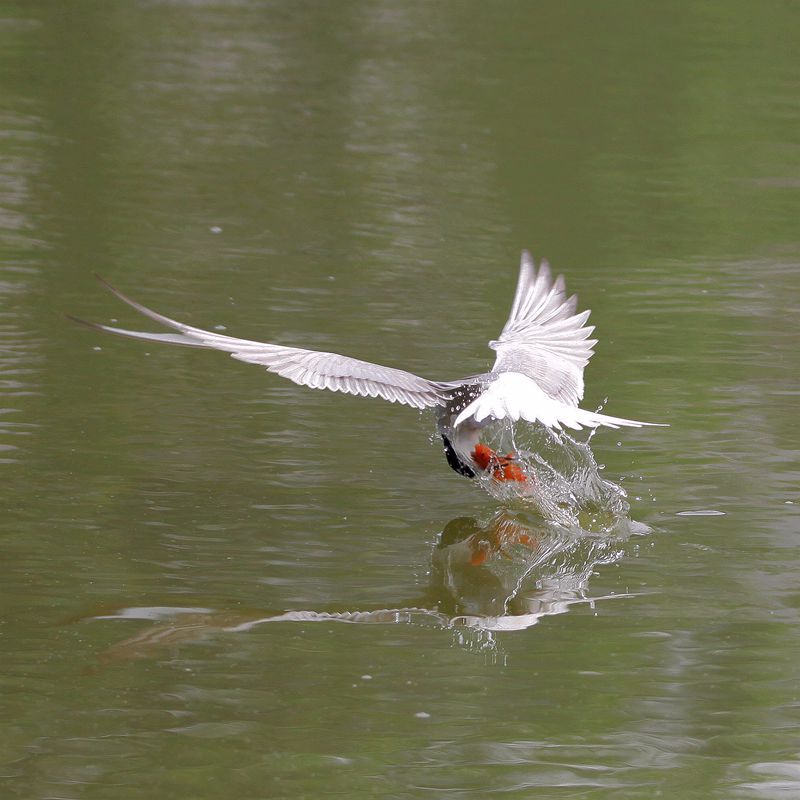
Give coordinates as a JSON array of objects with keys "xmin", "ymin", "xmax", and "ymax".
[{"xmin": 71, "ymin": 252, "xmax": 664, "ymax": 483}]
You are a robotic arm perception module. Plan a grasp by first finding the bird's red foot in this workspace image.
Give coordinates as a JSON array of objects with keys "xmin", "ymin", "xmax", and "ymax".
[{"xmin": 471, "ymin": 444, "xmax": 529, "ymax": 482}]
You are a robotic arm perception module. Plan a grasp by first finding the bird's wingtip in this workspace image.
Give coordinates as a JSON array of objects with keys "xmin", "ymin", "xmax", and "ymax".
[
  {"xmin": 520, "ymin": 249, "xmax": 534, "ymax": 268},
  {"xmin": 94, "ymin": 273, "xmax": 114, "ymax": 290},
  {"xmin": 66, "ymin": 312, "xmax": 90, "ymax": 327},
  {"xmin": 66, "ymin": 313, "xmax": 107, "ymax": 334},
  {"xmin": 94, "ymin": 274, "xmax": 128, "ymax": 300}
]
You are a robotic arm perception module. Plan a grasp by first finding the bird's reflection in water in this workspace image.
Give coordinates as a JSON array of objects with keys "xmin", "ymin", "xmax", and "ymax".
[
  {"xmin": 88, "ymin": 510, "xmax": 648, "ymax": 665},
  {"xmin": 431, "ymin": 511, "xmax": 645, "ymax": 634}
]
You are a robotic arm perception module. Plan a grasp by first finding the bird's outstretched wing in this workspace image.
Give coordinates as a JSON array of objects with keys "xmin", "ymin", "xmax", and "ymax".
[
  {"xmin": 489, "ymin": 251, "xmax": 596, "ymax": 406},
  {"xmin": 69, "ymin": 278, "xmax": 448, "ymax": 410}
]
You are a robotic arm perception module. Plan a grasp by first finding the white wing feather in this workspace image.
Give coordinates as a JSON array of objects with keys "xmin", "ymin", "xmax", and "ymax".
[
  {"xmin": 490, "ymin": 251, "xmax": 596, "ymax": 406},
  {"xmin": 71, "ymin": 280, "xmax": 447, "ymax": 410}
]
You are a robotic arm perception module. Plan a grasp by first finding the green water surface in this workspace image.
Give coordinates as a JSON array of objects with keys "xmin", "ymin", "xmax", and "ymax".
[{"xmin": 2, "ymin": 2, "xmax": 799, "ymax": 798}]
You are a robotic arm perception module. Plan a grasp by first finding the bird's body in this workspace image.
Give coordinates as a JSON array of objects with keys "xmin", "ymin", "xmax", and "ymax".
[{"xmin": 71, "ymin": 252, "xmax": 664, "ymax": 482}]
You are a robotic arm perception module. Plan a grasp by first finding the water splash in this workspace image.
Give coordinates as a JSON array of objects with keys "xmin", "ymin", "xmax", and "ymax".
[{"xmin": 473, "ymin": 420, "xmax": 631, "ymax": 530}]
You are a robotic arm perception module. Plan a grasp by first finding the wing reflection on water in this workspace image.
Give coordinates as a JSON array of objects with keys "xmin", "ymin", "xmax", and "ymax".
[{"xmin": 88, "ymin": 511, "xmax": 649, "ymax": 664}]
